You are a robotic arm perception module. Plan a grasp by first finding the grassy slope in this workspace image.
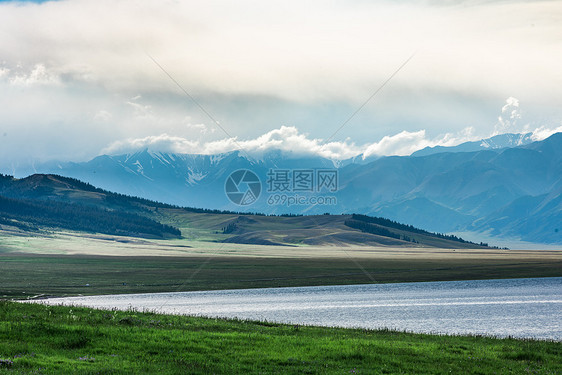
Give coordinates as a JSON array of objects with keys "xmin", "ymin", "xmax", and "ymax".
[
  {"xmin": 0, "ymin": 301, "xmax": 560, "ymax": 375},
  {"xmin": 156, "ymin": 209, "xmax": 490, "ymax": 248}
]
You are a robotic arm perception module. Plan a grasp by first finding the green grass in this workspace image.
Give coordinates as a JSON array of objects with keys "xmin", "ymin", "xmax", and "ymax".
[
  {"xmin": 2, "ymin": 253, "xmax": 561, "ymax": 299},
  {"xmin": 0, "ymin": 301, "xmax": 560, "ymax": 374}
]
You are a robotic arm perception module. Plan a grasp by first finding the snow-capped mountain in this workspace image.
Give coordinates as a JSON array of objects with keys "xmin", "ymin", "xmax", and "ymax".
[
  {"xmin": 411, "ymin": 132, "xmax": 534, "ymax": 156},
  {"xmin": 4, "ymin": 132, "xmax": 561, "ymax": 244}
]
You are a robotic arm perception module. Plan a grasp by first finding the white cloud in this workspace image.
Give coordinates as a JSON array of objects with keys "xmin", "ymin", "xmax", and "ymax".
[
  {"xmin": 0, "ymin": 0, "xmax": 560, "ymax": 103},
  {"xmin": 494, "ymin": 96, "xmax": 522, "ymax": 135},
  {"xmin": 0, "ymin": 67, "xmax": 9, "ymax": 79},
  {"xmin": 363, "ymin": 130, "xmax": 427, "ymax": 157},
  {"xmin": 362, "ymin": 128, "xmax": 480, "ymax": 158},
  {"xmin": 530, "ymin": 124, "xmax": 562, "ymax": 141},
  {"xmin": 102, "ymin": 125, "xmax": 483, "ymax": 159},
  {"xmin": 491, "ymin": 96, "xmax": 562, "ymax": 141},
  {"xmin": 102, "ymin": 121, "xmax": 562, "ymax": 161},
  {"xmin": 93, "ymin": 110, "xmax": 112, "ymax": 122},
  {"xmin": 102, "ymin": 134, "xmax": 199, "ymax": 155},
  {"xmin": 186, "ymin": 122, "xmax": 212, "ymax": 134},
  {"xmin": 126, "ymin": 100, "xmax": 153, "ymax": 119},
  {"xmin": 0, "ymin": 0, "xmax": 561, "ymax": 165},
  {"xmin": 8, "ymin": 64, "xmax": 61, "ymax": 87}
]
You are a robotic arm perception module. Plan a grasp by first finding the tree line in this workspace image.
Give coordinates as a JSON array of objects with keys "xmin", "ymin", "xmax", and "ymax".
[
  {"xmin": 349, "ymin": 214, "xmax": 497, "ymax": 247},
  {"xmin": 0, "ymin": 195, "xmax": 181, "ymax": 238},
  {"xmin": 344, "ymin": 218, "xmax": 418, "ymax": 243}
]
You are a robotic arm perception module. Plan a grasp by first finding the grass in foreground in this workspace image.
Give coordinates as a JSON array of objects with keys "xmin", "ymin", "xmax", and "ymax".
[{"xmin": 0, "ymin": 301, "xmax": 560, "ymax": 374}]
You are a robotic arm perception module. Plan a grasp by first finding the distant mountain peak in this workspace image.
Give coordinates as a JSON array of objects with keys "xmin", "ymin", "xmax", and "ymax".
[
  {"xmin": 412, "ymin": 132, "xmax": 533, "ymax": 157},
  {"xmin": 480, "ymin": 132, "xmax": 533, "ymax": 148}
]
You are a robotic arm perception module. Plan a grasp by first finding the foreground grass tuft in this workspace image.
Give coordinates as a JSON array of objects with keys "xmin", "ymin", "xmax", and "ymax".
[{"xmin": 0, "ymin": 301, "xmax": 560, "ymax": 374}]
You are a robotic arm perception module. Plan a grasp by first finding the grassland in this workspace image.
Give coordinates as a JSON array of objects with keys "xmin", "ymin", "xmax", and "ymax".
[
  {"xmin": 156, "ymin": 209, "xmax": 495, "ymax": 248},
  {"xmin": 1, "ymin": 248, "xmax": 561, "ymax": 299},
  {"xmin": 0, "ymin": 301, "xmax": 560, "ymax": 374}
]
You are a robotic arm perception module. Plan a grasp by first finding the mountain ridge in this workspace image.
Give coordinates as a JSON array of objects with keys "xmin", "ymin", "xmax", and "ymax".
[
  {"xmin": 411, "ymin": 132, "xmax": 534, "ymax": 157},
  {"xmin": 2, "ymin": 132, "xmax": 561, "ymax": 244}
]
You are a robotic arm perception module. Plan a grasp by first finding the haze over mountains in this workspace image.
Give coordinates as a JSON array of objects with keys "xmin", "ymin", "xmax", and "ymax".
[{"xmin": 5, "ymin": 132, "xmax": 562, "ymax": 245}]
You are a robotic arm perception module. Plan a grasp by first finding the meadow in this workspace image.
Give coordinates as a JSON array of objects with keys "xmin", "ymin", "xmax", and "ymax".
[
  {"xmin": 1, "ymin": 249, "xmax": 561, "ymax": 299},
  {"xmin": 0, "ymin": 300, "xmax": 560, "ymax": 374}
]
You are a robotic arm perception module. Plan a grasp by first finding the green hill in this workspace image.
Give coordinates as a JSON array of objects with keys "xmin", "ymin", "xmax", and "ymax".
[{"xmin": 0, "ymin": 174, "xmax": 495, "ymax": 248}]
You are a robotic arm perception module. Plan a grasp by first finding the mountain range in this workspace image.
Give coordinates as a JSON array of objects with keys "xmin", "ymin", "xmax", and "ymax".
[
  {"xmin": 4, "ymin": 132, "xmax": 561, "ymax": 244},
  {"xmin": 411, "ymin": 132, "xmax": 534, "ymax": 156}
]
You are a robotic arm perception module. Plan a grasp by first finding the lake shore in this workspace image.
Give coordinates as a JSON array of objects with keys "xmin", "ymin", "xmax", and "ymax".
[
  {"xmin": 1, "ymin": 300, "xmax": 560, "ymax": 374},
  {"xmin": 27, "ymin": 277, "xmax": 562, "ymax": 341}
]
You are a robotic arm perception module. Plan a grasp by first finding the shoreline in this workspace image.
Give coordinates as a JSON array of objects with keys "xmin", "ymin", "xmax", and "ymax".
[
  {"xmin": 18, "ymin": 299, "xmax": 562, "ymax": 343},
  {"xmin": 18, "ymin": 275, "xmax": 562, "ymax": 299},
  {"xmin": 19, "ymin": 277, "xmax": 562, "ymax": 342},
  {"xmin": 1, "ymin": 300, "xmax": 560, "ymax": 374}
]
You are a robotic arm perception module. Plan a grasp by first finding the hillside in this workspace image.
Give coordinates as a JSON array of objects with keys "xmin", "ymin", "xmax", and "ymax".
[
  {"xmin": 0, "ymin": 174, "xmax": 181, "ymax": 239},
  {"xmin": 213, "ymin": 213, "xmax": 492, "ymax": 248},
  {"xmin": 0, "ymin": 174, "xmax": 494, "ymax": 248}
]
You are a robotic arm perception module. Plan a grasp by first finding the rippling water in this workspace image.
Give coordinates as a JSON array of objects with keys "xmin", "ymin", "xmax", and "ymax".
[{"xmin": 40, "ymin": 277, "xmax": 561, "ymax": 340}]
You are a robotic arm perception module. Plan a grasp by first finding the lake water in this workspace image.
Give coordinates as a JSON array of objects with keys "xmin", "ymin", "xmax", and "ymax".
[{"xmin": 39, "ymin": 277, "xmax": 561, "ymax": 340}]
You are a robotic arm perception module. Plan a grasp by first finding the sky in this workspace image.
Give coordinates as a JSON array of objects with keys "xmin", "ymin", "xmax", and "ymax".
[{"xmin": 0, "ymin": 0, "xmax": 561, "ymax": 166}]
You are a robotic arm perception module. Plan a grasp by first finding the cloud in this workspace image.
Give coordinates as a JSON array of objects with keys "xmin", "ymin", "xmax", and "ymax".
[
  {"xmin": 494, "ymin": 96, "xmax": 522, "ymax": 135},
  {"xmin": 126, "ymin": 98, "xmax": 153, "ymax": 119},
  {"xmin": 9, "ymin": 64, "xmax": 61, "ymax": 86},
  {"xmin": 102, "ymin": 134, "xmax": 199, "ymax": 155},
  {"xmin": 491, "ymin": 96, "xmax": 562, "ymax": 141},
  {"xmin": 0, "ymin": 67, "xmax": 9, "ymax": 79},
  {"xmin": 0, "ymin": 63, "xmax": 61, "ymax": 87},
  {"xmin": 102, "ymin": 126, "xmax": 357, "ymax": 158},
  {"xmin": 102, "ymin": 125, "xmax": 481, "ymax": 159},
  {"xmin": 93, "ymin": 110, "xmax": 112, "ymax": 122},
  {"xmin": 102, "ymin": 120, "xmax": 562, "ymax": 161},
  {"xmin": 186, "ymin": 122, "xmax": 213, "ymax": 135},
  {"xmin": 0, "ymin": 0, "xmax": 560, "ymax": 103},
  {"xmin": 0, "ymin": 0, "xmax": 561, "ymax": 165},
  {"xmin": 530, "ymin": 124, "xmax": 562, "ymax": 141},
  {"xmin": 361, "ymin": 128, "xmax": 481, "ymax": 158}
]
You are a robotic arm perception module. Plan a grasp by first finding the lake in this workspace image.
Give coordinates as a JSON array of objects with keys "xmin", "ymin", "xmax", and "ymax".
[{"xmin": 38, "ymin": 277, "xmax": 561, "ymax": 340}]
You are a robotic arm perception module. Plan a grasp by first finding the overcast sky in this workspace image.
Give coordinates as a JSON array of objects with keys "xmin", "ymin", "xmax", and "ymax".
[{"xmin": 1, "ymin": 0, "xmax": 561, "ymax": 166}]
